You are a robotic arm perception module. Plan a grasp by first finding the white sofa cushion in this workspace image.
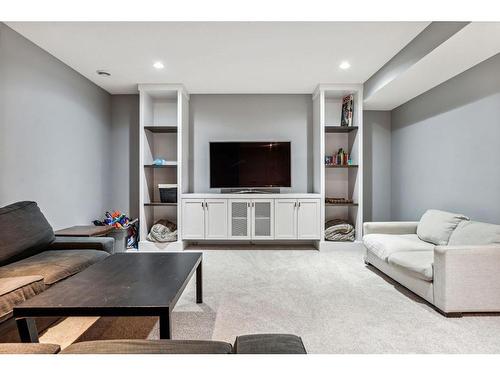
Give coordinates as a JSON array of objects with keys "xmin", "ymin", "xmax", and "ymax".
[
  {"xmin": 387, "ymin": 250, "xmax": 434, "ymax": 281},
  {"xmin": 363, "ymin": 234, "xmax": 434, "ymax": 261},
  {"xmin": 417, "ymin": 209, "xmax": 469, "ymax": 246},
  {"xmin": 448, "ymin": 220, "xmax": 500, "ymax": 246}
]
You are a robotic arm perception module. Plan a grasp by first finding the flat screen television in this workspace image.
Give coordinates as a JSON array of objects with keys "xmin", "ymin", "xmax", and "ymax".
[{"xmin": 210, "ymin": 142, "xmax": 291, "ymax": 188}]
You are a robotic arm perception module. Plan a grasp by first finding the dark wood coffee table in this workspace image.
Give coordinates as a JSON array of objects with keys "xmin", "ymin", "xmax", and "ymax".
[{"xmin": 13, "ymin": 253, "xmax": 203, "ymax": 342}]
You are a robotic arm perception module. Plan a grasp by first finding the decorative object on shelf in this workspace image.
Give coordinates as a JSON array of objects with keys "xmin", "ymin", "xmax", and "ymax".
[
  {"xmin": 152, "ymin": 158, "xmax": 177, "ymax": 166},
  {"xmin": 159, "ymin": 184, "xmax": 178, "ymax": 203},
  {"xmin": 146, "ymin": 219, "xmax": 178, "ymax": 243},
  {"xmin": 325, "ymin": 197, "xmax": 353, "ymax": 204},
  {"xmin": 325, "ymin": 219, "xmax": 355, "ymax": 242},
  {"xmin": 325, "ymin": 148, "xmax": 350, "ymax": 166},
  {"xmin": 341, "ymin": 94, "xmax": 354, "ymax": 127}
]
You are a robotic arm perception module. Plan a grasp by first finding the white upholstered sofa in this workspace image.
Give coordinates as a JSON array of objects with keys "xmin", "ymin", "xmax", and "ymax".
[{"xmin": 363, "ymin": 209, "xmax": 500, "ymax": 316}]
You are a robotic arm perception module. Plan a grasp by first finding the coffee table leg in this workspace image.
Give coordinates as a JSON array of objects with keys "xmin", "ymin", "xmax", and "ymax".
[
  {"xmin": 159, "ymin": 309, "xmax": 171, "ymax": 339},
  {"xmin": 16, "ymin": 318, "xmax": 39, "ymax": 343},
  {"xmin": 196, "ymin": 260, "xmax": 203, "ymax": 304}
]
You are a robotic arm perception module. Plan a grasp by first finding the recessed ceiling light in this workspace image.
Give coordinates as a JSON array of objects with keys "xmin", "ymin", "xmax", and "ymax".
[
  {"xmin": 96, "ymin": 70, "xmax": 111, "ymax": 77},
  {"xmin": 153, "ymin": 61, "xmax": 165, "ymax": 70},
  {"xmin": 339, "ymin": 61, "xmax": 351, "ymax": 70}
]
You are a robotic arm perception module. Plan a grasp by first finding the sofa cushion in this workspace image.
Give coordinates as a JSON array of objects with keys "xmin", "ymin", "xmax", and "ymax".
[
  {"xmin": 0, "ymin": 276, "xmax": 46, "ymax": 323},
  {"xmin": 234, "ymin": 334, "xmax": 307, "ymax": 354},
  {"xmin": 417, "ymin": 209, "xmax": 469, "ymax": 246},
  {"xmin": 0, "ymin": 250, "xmax": 109, "ymax": 286},
  {"xmin": 0, "ymin": 343, "xmax": 60, "ymax": 354},
  {"xmin": 363, "ymin": 234, "xmax": 434, "ymax": 261},
  {"xmin": 448, "ymin": 220, "xmax": 500, "ymax": 246},
  {"xmin": 387, "ymin": 250, "xmax": 434, "ymax": 281},
  {"xmin": 0, "ymin": 201, "xmax": 55, "ymax": 267},
  {"xmin": 61, "ymin": 339, "xmax": 233, "ymax": 354}
]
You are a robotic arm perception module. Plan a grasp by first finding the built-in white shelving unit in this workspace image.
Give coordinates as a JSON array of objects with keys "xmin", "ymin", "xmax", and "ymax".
[
  {"xmin": 313, "ymin": 84, "xmax": 363, "ymax": 246},
  {"xmin": 137, "ymin": 83, "xmax": 362, "ymax": 251},
  {"xmin": 138, "ymin": 84, "xmax": 189, "ymax": 251}
]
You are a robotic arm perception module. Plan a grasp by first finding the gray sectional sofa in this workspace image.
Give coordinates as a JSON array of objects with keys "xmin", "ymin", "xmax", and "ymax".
[
  {"xmin": 0, "ymin": 201, "xmax": 307, "ymax": 354},
  {"xmin": 0, "ymin": 201, "xmax": 114, "ymax": 341},
  {"xmin": 363, "ymin": 209, "xmax": 500, "ymax": 316}
]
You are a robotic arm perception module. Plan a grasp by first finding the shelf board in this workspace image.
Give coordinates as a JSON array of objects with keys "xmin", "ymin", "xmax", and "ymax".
[
  {"xmin": 144, "ymin": 164, "xmax": 177, "ymax": 168},
  {"xmin": 325, "ymin": 203, "xmax": 359, "ymax": 207},
  {"xmin": 144, "ymin": 202, "xmax": 178, "ymax": 207},
  {"xmin": 144, "ymin": 126, "xmax": 178, "ymax": 133},
  {"xmin": 325, "ymin": 164, "xmax": 358, "ymax": 168},
  {"xmin": 325, "ymin": 126, "xmax": 358, "ymax": 133}
]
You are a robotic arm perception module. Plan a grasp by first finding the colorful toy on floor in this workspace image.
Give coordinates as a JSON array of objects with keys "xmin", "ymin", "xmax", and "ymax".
[{"xmin": 93, "ymin": 210, "xmax": 139, "ymax": 249}]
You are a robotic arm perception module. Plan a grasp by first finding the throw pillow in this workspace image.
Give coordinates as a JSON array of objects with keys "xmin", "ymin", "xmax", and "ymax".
[{"xmin": 417, "ymin": 209, "xmax": 469, "ymax": 246}]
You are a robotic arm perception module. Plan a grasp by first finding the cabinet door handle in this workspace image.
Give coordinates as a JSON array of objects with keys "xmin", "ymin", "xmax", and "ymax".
[
  {"xmin": 298, "ymin": 202, "xmax": 301, "ymax": 208},
  {"xmin": 201, "ymin": 202, "xmax": 204, "ymax": 208}
]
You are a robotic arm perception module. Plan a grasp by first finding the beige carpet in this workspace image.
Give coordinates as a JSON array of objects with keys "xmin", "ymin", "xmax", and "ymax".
[{"xmin": 41, "ymin": 245, "xmax": 500, "ymax": 353}]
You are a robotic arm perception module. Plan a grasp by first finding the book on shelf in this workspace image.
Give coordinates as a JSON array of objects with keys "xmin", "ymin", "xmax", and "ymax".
[{"xmin": 341, "ymin": 94, "xmax": 354, "ymax": 127}]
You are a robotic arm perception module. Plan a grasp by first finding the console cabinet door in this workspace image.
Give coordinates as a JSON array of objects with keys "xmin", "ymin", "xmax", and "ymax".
[
  {"xmin": 205, "ymin": 199, "xmax": 228, "ymax": 239},
  {"xmin": 274, "ymin": 199, "xmax": 297, "ymax": 239},
  {"xmin": 251, "ymin": 199, "xmax": 274, "ymax": 239},
  {"xmin": 182, "ymin": 199, "xmax": 205, "ymax": 239},
  {"xmin": 297, "ymin": 199, "xmax": 320, "ymax": 239},
  {"xmin": 229, "ymin": 200, "xmax": 251, "ymax": 239}
]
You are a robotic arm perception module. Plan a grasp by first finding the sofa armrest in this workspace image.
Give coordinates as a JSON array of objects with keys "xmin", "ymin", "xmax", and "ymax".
[
  {"xmin": 48, "ymin": 236, "xmax": 115, "ymax": 254},
  {"xmin": 363, "ymin": 221, "xmax": 418, "ymax": 236},
  {"xmin": 433, "ymin": 244, "xmax": 500, "ymax": 313},
  {"xmin": 0, "ymin": 343, "xmax": 60, "ymax": 354}
]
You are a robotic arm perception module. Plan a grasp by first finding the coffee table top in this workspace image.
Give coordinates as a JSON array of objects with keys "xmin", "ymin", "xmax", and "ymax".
[{"xmin": 14, "ymin": 253, "xmax": 202, "ymax": 317}]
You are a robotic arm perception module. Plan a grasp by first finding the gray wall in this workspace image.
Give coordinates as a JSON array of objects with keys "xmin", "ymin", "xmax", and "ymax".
[
  {"xmin": 391, "ymin": 53, "xmax": 500, "ymax": 223},
  {"xmin": 0, "ymin": 24, "xmax": 112, "ymax": 229},
  {"xmin": 110, "ymin": 95, "xmax": 140, "ymax": 219},
  {"xmin": 363, "ymin": 111, "xmax": 391, "ymax": 222},
  {"xmin": 189, "ymin": 94, "xmax": 313, "ymax": 193}
]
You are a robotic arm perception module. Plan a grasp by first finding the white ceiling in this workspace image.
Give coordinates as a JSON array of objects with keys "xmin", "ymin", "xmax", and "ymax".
[
  {"xmin": 364, "ymin": 22, "xmax": 500, "ymax": 110},
  {"xmin": 6, "ymin": 22, "xmax": 429, "ymax": 94}
]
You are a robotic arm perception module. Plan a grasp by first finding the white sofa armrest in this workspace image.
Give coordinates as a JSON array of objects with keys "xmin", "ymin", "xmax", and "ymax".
[
  {"xmin": 433, "ymin": 244, "xmax": 500, "ymax": 313},
  {"xmin": 363, "ymin": 221, "xmax": 418, "ymax": 236}
]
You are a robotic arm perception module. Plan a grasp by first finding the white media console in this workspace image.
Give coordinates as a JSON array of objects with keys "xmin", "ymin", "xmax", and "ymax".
[
  {"xmin": 181, "ymin": 194, "xmax": 321, "ymax": 241},
  {"xmin": 138, "ymin": 84, "xmax": 363, "ymax": 251}
]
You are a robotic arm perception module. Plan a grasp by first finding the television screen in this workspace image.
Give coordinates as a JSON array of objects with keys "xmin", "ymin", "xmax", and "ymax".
[{"xmin": 210, "ymin": 142, "xmax": 291, "ymax": 188}]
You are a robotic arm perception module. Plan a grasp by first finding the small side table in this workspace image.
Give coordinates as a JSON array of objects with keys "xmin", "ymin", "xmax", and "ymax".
[{"xmin": 54, "ymin": 225, "xmax": 113, "ymax": 237}]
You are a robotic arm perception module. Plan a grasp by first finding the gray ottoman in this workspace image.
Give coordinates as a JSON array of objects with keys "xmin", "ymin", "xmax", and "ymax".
[{"xmin": 234, "ymin": 334, "xmax": 306, "ymax": 354}]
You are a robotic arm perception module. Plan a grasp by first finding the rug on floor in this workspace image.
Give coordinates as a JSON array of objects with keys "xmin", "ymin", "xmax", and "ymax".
[{"xmin": 41, "ymin": 245, "xmax": 500, "ymax": 353}]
